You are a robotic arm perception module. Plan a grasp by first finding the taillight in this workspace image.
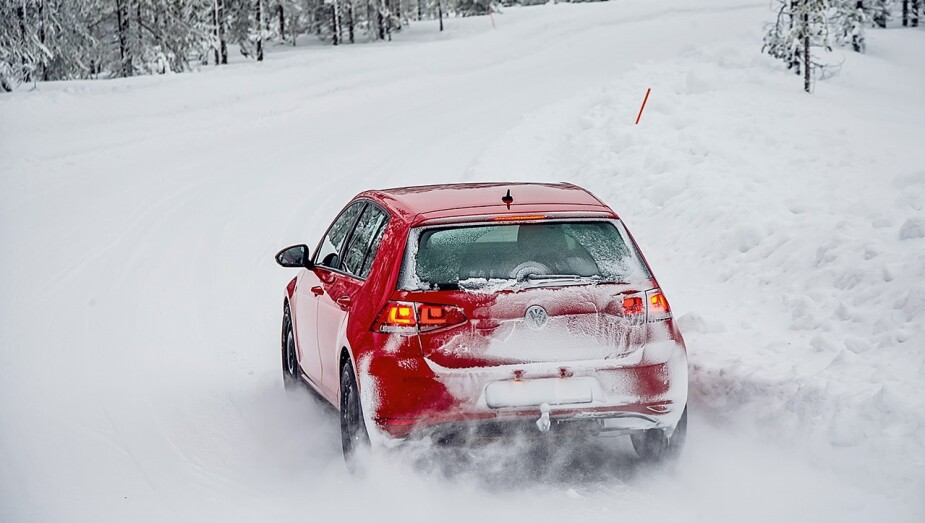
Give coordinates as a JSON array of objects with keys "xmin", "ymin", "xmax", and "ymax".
[
  {"xmin": 621, "ymin": 288, "xmax": 672, "ymax": 323},
  {"xmin": 419, "ymin": 304, "xmax": 447, "ymax": 326},
  {"xmin": 374, "ymin": 301, "xmax": 467, "ymax": 335},
  {"xmin": 646, "ymin": 289, "xmax": 671, "ymax": 322},
  {"xmin": 622, "ymin": 296, "xmax": 644, "ymax": 315},
  {"xmin": 387, "ymin": 303, "xmax": 416, "ymax": 326}
]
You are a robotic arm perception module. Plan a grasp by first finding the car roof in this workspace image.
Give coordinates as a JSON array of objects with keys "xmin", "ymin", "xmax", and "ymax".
[{"xmin": 357, "ymin": 182, "xmax": 615, "ymax": 224}]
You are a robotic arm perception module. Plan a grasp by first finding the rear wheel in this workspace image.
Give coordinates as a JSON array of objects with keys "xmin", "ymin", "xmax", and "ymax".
[
  {"xmin": 631, "ymin": 406, "xmax": 687, "ymax": 463},
  {"xmin": 340, "ymin": 361, "xmax": 370, "ymax": 471},
  {"xmin": 281, "ymin": 308, "xmax": 299, "ymax": 391}
]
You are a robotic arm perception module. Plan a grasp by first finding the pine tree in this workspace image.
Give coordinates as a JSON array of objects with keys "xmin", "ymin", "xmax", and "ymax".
[
  {"xmin": 831, "ymin": 0, "xmax": 868, "ymax": 52},
  {"xmin": 0, "ymin": 0, "xmax": 457, "ymax": 89},
  {"xmin": 763, "ymin": 0, "xmax": 834, "ymax": 93},
  {"xmin": 456, "ymin": 0, "xmax": 490, "ymax": 16},
  {"xmin": 871, "ymin": 0, "xmax": 892, "ymax": 27},
  {"xmin": 0, "ymin": 0, "xmax": 223, "ymax": 87},
  {"xmin": 904, "ymin": 0, "xmax": 921, "ymax": 25}
]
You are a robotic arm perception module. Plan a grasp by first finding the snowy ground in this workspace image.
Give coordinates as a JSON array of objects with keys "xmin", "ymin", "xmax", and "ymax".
[{"xmin": 1, "ymin": 0, "xmax": 924, "ymax": 521}]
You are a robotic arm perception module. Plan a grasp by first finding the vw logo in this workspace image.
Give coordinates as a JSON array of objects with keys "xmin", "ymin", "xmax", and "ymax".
[{"xmin": 524, "ymin": 305, "xmax": 548, "ymax": 330}]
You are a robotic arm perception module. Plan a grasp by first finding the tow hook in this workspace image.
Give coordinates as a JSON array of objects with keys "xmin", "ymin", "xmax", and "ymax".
[{"xmin": 536, "ymin": 403, "xmax": 551, "ymax": 433}]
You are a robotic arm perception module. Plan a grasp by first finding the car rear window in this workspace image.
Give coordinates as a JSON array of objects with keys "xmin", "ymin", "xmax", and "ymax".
[{"xmin": 399, "ymin": 220, "xmax": 650, "ymax": 290}]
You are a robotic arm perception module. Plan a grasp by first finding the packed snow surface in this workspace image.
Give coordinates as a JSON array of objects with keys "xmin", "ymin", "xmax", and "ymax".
[{"xmin": 1, "ymin": 0, "xmax": 924, "ymax": 521}]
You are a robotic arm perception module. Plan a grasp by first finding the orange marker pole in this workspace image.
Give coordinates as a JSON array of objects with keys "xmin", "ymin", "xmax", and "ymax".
[{"xmin": 635, "ymin": 88, "xmax": 651, "ymax": 125}]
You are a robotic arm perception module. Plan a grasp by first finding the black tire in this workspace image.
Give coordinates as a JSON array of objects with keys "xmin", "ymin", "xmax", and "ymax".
[
  {"xmin": 631, "ymin": 406, "xmax": 687, "ymax": 464},
  {"xmin": 340, "ymin": 361, "xmax": 370, "ymax": 471},
  {"xmin": 281, "ymin": 307, "xmax": 300, "ymax": 391}
]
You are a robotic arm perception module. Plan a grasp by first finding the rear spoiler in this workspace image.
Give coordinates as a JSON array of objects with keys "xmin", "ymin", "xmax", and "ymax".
[{"xmin": 412, "ymin": 210, "xmax": 617, "ymax": 227}]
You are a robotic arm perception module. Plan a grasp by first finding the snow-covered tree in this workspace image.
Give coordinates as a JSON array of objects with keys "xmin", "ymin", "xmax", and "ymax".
[
  {"xmin": 871, "ymin": 0, "xmax": 892, "ymax": 27},
  {"xmin": 1, "ymin": 0, "xmax": 104, "ymax": 85},
  {"xmin": 455, "ymin": 0, "xmax": 490, "ymax": 16},
  {"xmin": 0, "ymin": 0, "xmax": 222, "ymax": 84},
  {"xmin": 0, "ymin": 0, "xmax": 463, "ymax": 89},
  {"xmin": 831, "ymin": 0, "xmax": 868, "ymax": 52},
  {"xmin": 267, "ymin": 0, "xmax": 304, "ymax": 44},
  {"xmin": 0, "ymin": 1, "xmax": 37, "ymax": 88},
  {"xmin": 902, "ymin": 0, "xmax": 921, "ymax": 26},
  {"xmin": 763, "ymin": 0, "xmax": 834, "ymax": 92}
]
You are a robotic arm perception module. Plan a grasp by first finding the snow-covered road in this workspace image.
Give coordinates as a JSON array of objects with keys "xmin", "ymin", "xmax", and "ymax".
[{"xmin": 2, "ymin": 1, "xmax": 923, "ymax": 521}]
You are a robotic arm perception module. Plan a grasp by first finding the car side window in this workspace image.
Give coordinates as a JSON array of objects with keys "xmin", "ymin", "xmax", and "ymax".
[
  {"xmin": 360, "ymin": 217, "xmax": 388, "ymax": 279},
  {"xmin": 315, "ymin": 202, "xmax": 365, "ymax": 270},
  {"xmin": 341, "ymin": 205, "xmax": 389, "ymax": 279}
]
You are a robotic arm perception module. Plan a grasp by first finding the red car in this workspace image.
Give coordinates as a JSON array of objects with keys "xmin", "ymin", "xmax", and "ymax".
[{"xmin": 275, "ymin": 182, "xmax": 688, "ymax": 467}]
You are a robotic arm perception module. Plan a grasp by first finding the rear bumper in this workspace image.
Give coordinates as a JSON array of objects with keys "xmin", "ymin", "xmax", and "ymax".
[{"xmin": 364, "ymin": 340, "xmax": 688, "ymax": 440}]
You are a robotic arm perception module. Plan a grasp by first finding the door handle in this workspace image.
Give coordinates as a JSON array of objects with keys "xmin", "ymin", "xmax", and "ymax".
[
  {"xmin": 311, "ymin": 286, "xmax": 324, "ymax": 296},
  {"xmin": 335, "ymin": 296, "xmax": 352, "ymax": 310}
]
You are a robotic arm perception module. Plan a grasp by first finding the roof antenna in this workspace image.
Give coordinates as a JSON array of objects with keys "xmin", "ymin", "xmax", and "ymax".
[{"xmin": 501, "ymin": 189, "xmax": 514, "ymax": 209}]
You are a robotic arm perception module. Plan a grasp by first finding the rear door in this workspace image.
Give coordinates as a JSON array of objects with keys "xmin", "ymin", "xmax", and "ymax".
[
  {"xmin": 316, "ymin": 203, "xmax": 390, "ymax": 395},
  {"xmin": 295, "ymin": 201, "xmax": 364, "ymax": 389}
]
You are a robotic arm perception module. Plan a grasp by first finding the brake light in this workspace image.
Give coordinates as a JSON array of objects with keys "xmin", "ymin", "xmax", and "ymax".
[
  {"xmin": 419, "ymin": 304, "xmax": 447, "ymax": 325},
  {"xmin": 622, "ymin": 296, "xmax": 644, "ymax": 315},
  {"xmin": 621, "ymin": 289, "xmax": 672, "ymax": 322},
  {"xmin": 374, "ymin": 301, "xmax": 467, "ymax": 335},
  {"xmin": 387, "ymin": 304, "xmax": 415, "ymax": 325},
  {"xmin": 492, "ymin": 215, "xmax": 546, "ymax": 221}
]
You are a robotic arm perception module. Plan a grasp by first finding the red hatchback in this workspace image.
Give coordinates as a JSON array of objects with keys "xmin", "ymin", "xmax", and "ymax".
[{"xmin": 276, "ymin": 182, "xmax": 688, "ymax": 466}]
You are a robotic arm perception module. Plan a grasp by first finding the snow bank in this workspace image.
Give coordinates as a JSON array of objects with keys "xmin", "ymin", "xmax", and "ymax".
[{"xmin": 470, "ymin": 20, "xmax": 925, "ymax": 509}]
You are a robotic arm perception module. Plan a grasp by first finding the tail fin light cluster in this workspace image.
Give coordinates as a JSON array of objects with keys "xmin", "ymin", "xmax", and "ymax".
[
  {"xmin": 621, "ymin": 288, "xmax": 672, "ymax": 323},
  {"xmin": 373, "ymin": 301, "xmax": 468, "ymax": 335}
]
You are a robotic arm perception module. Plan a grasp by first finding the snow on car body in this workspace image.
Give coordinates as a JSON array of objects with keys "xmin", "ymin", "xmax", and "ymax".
[{"xmin": 276, "ymin": 182, "xmax": 688, "ymax": 465}]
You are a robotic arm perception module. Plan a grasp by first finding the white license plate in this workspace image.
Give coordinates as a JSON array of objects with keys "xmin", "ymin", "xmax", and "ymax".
[{"xmin": 484, "ymin": 377, "xmax": 595, "ymax": 409}]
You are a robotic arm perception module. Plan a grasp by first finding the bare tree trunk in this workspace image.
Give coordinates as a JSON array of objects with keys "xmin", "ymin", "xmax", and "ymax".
[
  {"xmin": 438, "ymin": 0, "xmax": 443, "ymax": 31},
  {"xmin": 213, "ymin": 0, "xmax": 229, "ymax": 64},
  {"xmin": 213, "ymin": 2, "xmax": 220, "ymax": 64},
  {"xmin": 377, "ymin": 0, "xmax": 385, "ymax": 40},
  {"xmin": 331, "ymin": 1, "xmax": 340, "ymax": 45},
  {"xmin": 291, "ymin": 11, "xmax": 297, "ymax": 46},
  {"xmin": 154, "ymin": 2, "xmax": 163, "ymax": 47},
  {"xmin": 803, "ymin": 3, "xmax": 810, "ymax": 93},
  {"xmin": 337, "ymin": 0, "xmax": 344, "ymax": 42},
  {"xmin": 913, "ymin": 0, "xmax": 920, "ymax": 26},
  {"xmin": 277, "ymin": 3, "xmax": 285, "ymax": 40},
  {"xmin": 384, "ymin": 0, "xmax": 392, "ymax": 40},
  {"xmin": 116, "ymin": 0, "xmax": 133, "ymax": 77},
  {"xmin": 15, "ymin": 4, "xmax": 31, "ymax": 83},
  {"xmin": 417, "ymin": 0, "xmax": 422, "ymax": 20},
  {"xmin": 255, "ymin": 0, "xmax": 264, "ymax": 60},
  {"xmin": 904, "ymin": 0, "xmax": 910, "ymax": 26},
  {"xmin": 38, "ymin": 0, "xmax": 48, "ymax": 80},
  {"xmin": 135, "ymin": 1, "xmax": 143, "ymax": 48},
  {"xmin": 347, "ymin": 1, "xmax": 355, "ymax": 43}
]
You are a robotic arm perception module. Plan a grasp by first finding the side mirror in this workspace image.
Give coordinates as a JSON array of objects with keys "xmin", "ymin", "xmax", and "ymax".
[{"xmin": 275, "ymin": 244, "xmax": 313, "ymax": 269}]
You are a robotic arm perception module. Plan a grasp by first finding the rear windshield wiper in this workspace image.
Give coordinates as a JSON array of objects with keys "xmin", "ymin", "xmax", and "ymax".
[{"xmin": 524, "ymin": 274, "xmax": 606, "ymax": 284}]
